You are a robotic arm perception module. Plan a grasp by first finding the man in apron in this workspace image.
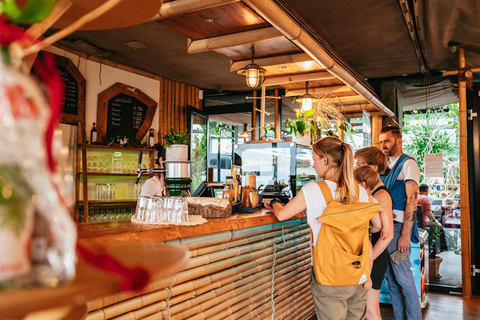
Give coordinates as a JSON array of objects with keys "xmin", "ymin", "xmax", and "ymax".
[{"xmin": 379, "ymin": 125, "xmax": 422, "ymax": 320}]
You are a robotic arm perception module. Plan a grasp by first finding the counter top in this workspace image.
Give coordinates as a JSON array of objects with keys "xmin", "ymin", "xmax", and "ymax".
[{"xmin": 78, "ymin": 210, "xmax": 306, "ymax": 242}]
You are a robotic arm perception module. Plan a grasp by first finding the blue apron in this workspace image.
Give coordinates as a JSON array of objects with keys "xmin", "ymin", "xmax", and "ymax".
[{"xmin": 380, "ymin": 154, "xmax": 419, "ymax": 243}]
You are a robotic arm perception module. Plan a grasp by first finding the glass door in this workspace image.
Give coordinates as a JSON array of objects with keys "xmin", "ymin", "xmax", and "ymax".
[{"xmin": 188, "ymin": 106, "xmax": 208, "ymax": 194}]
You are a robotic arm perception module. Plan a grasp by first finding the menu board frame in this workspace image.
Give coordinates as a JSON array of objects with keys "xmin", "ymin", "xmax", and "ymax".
[
  {"xmin": 54, "ymin": 54, "xmax": 86, "ymax": 125},
  {"xmin": 96, "ymin": 82, "xmax": 157, "ymax": 143}
]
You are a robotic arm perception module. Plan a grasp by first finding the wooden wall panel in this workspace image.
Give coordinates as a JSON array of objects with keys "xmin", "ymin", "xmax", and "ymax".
[
  {"xmin": 158, "ymin": 79, "xmax": 202, "ymax": 144},
  {"xmin": 84, "ymin": 220, "xmax": 314, "ymax": 320}
]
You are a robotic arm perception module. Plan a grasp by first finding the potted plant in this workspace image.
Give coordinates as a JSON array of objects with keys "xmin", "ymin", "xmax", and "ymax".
[
  {"xmin": 163, "ymin": 128, "xmax": 190, "ymax": 161},
  {"xmin": 428, "ymin": 222, "xmax": 446, "ymax": 279}
]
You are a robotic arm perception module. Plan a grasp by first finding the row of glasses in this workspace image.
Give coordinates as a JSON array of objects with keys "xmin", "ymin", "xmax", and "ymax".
[
  {"xmin": 134, "ymin": 196, "xmax": 189, "ymax": 224},
  {"xmin": 95, "ymin": 183, "xmax": 116, "ymax": 200},
  {"xmin": 134, "ymin": 182, "xmax": 144, "ymax": 199},
  {"xmin": 87, "ymin": 156, "xmax": 111, "ymax": 173}
]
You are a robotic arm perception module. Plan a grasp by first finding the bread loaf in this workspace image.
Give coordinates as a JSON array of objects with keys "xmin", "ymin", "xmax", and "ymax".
[{"xmin": 186, "ymin": 197, "xmax": 232, "ymax": 218}]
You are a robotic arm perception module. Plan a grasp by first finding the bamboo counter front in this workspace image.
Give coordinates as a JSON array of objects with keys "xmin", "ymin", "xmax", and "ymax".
[{"xmin": 78, "ymin": 210, "xmax": 315, "ymax": 320}]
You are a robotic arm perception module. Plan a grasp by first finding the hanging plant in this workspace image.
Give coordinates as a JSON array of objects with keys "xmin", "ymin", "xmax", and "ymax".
[{"xmin": 285, "ymin": 95, "xmax": 346, "ymax": 140}]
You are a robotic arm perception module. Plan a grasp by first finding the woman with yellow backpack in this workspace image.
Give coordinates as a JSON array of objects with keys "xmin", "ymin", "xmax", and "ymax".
[{"xmin": 263, "ymin": 136, "xmax": 382, "ymax": 319}]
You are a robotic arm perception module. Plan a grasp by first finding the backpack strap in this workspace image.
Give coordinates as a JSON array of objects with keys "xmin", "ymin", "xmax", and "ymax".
[
  {"xmin": 316, "ymin": 181, "xmax": 333, "ymax": 204},
  {"xmin": 316, "ymin": 181, "xmax": 360, "ymax": 204}
]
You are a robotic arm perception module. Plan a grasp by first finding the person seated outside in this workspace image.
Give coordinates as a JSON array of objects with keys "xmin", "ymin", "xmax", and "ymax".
[
  {"xmin": 441, "ymin": 199, "xmax": 460, "ymax": 228},
  {"xmin": 418, "ymin": 183, "xmax": 442, "ymax": 228}
]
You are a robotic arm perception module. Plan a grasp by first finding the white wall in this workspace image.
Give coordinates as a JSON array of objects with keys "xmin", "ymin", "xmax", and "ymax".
[{"xmin": 48, "ymin": 47, "xmax": 160, "ymax": 145}]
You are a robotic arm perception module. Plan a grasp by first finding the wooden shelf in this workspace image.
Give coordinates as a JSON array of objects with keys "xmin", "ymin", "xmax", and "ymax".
[
  {"xmin": 84, "ymin": 144, "xmax": 155, "ymax": 152},
  {"xmin": 0, "ymin": 240, "xmax": 190, "ymax": 320},
  {"xmin": 78, "ymin": 199, "xmax": 138, "ymax": 205},
  {"xmin": 77, "ymin": 172, "xmax": 154, "ymax": 177}
]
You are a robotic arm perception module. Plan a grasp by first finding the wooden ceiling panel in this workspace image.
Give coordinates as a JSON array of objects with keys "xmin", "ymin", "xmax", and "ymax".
[
  {"xmin": 281, "ymin": 79, "xmax": 344, "ymax": 90},
  {"xmin": 213, "ymin": 37, "xmax": 301, "ymax": 60},
  {"xmin": 160, "ymin": 2, "xmax": 269, "ymax": 40},
  {"xmin": 262, "ymin": 60, "xmax": 325, "ymax": 77}
]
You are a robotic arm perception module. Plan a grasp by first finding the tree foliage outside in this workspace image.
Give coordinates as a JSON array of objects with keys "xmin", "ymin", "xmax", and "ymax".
[
  {"xmin": 402, "ymin": 104, "xmax": 459, "ymax": 195},
  {"xmin": 190, "ymin": 125, "xmax": 207, "ymax": 193}
]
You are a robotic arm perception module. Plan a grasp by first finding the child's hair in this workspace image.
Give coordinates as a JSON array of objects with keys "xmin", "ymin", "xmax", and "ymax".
[
  {"xmin": 354, "ymin": 165, "xmax": 381, "ymax": 191},
  {"xmin": 354, "ymin": 146, "xmax": 388, "ymax": 174},
  {"xmin": 312, "ymin": 137, "xmax": 358, "ymax": 203}
]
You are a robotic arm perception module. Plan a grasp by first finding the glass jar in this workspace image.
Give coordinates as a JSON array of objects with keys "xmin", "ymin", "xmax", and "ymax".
[{"xmin": 111, "ymin": 152, "xmax": 123, "ymax": 173}]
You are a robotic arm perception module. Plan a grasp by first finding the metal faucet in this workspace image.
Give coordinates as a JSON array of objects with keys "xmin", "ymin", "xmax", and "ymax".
[{"xmin": 135, "ymin": 151, "xmax": 166, "ymax": 184}]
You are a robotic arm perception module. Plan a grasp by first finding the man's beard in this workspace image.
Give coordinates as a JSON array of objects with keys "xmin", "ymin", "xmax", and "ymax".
[{"xmin": 383, "ymin": 143, "xmax": 397, "ymax": 157}]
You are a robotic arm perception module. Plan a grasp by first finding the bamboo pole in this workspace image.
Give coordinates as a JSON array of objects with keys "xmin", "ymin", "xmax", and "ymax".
[
  {"xmin": 260, "ymin": 86, "xmax": 266, "ymax": 139},
  {"xmin": 285, "ymin": 85, "xmax": 352, "ymax": 97},
  {"xmin": 180, "ymin": 83, "xmax": 186, "ymax": 133},
  {"xmin": 252, "ymin": 91, "xmax": 257, "ymax": 140},
  {"xmin": 195, "ymin": 88, "xmax": 201, "ymax": 110},
  {"xmin": 371, "ymin": 115, "xmax": 383, "ymax": 148},
  {"xmin": 458, "ymin": 48, "xmax": 472, "ymax": 299},
  {"xmin": 337, "ymin": 118, "xmax": 344, "ymax": 142},
  {"xmin": 187, "ymin": 27, "xmax": 282, "ymax": 54},
  {"xmin": 274, "ymin": 89, "xmax": 280, "ymax": 139},
  {"xmin": 175, "ymin": 81, "xmax": 181, "ymax": 130}
]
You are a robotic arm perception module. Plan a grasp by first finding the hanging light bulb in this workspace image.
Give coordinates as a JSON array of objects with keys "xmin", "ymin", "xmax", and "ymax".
[
  {"xmin": 295, "ymin": 81, "xmax": 317, "ymax": 111},
  {"xmin": 240, "ymin": 124, "xmax": 251, "ymax": 139},
  {"xmin": 237, "ymin": 46, "xmax": 266, "ymax": 88}
]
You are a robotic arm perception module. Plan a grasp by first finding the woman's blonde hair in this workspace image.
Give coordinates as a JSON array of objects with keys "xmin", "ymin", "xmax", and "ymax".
[
  {"xmin": 354, "ymin": 165, "xmax": 381, "ymax": 191},
  {"xmin": 312, "ymin": 137, "xmax": 358, "ymax": 203}
]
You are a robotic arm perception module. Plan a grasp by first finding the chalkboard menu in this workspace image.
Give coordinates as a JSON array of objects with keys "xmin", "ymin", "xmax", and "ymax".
[
  {"xmin": 32, "ymin": 53, "xmax": 85, "ymax": 124},
  {"xmin": 97, "ymin": 82, "xmax": 157, "ymax": 143},
  {"xmin": 58, "ymin": 67, "xmax": 78, "ymax": 115},
  {"xmin": 106, "ymin": 93, "xmax": 148, "ymax": 138}
]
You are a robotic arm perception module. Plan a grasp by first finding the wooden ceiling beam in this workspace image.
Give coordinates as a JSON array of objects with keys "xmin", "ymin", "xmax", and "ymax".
[
  {"xmin": 339, "ymin": 104, "xmax": 375, "ymax": 113},
  {"xmin": 152, "ymin": 0, "xmax": 240, "ymax": 20},
  {"xmin": 230, "ymin": 52, "xmax": 314, "ymax": 72},
  {"xmin": 285, "ymin": 85, "xmax": 352, "ymax": 96},
  {"xmin": 187, "ymin": 27, "xmax": 283, "ymax": 54},
  {"xmin": 262, "ymin": 71, "xmax": 335, "ymax": 86},
  {"xmin": 343, "ymin": 111, "xmax": 383, "ymax": 118}
]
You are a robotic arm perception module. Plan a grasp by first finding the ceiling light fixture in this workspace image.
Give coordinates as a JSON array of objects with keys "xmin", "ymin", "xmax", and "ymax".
[
  {"xmin": 203, "ymin": 18, "xmax": 216, "ymax": 23},
  {"xmin": 240, "ymin": 124, "xmax": 251, "ymax": 139},
  {"xmin": 296, "ymin": 81, "xmax": 317, "ymax": 111},
  {"xmin": 237, "ymin": 46, "xmax": 266, "ymax": 88}
]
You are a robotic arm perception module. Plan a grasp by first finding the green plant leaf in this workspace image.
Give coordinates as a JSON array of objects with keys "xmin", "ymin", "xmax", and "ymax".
[
  {"xmin": 2, "ymin": 0, "xmax": 21, "ymax": 20},
  {"xmin": 304, "ymin": 109, "xmax": 315, "ymax": 117},
  {"xmin": 14, "ymin": 0, "xmax": 56, "ymax": 23},
  {"xmin": 296, "ymin": 120, "xmax": 305, "ymax": 135}
]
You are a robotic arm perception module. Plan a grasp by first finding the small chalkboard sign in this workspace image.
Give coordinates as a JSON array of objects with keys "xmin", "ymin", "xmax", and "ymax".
[
  {"xmin": 58, "ymin": 67, "xmax": 78, "ymax": 115},
  {"xmin": 32, "ymin": 52, "xmax": 85, "ymax": 124},
  {"xmin": 97, "ymin": 83, "xmax": 157, "ymax": 143}
]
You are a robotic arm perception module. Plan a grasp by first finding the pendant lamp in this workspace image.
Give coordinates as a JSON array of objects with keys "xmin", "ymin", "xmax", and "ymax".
[
  {"xmin": 295, "ymin": 81, "xmax": 317, "ymax": 111},
  {"xmin": 237, "ymin": 46, "xmax": 266, "ymax": 88},
  {"xmin": 240, "ymin": 124, "xmax": 251, "ymax": 139}
]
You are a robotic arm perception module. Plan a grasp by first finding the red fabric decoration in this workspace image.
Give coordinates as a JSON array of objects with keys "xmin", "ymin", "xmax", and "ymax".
[{"xmin": 77, "ymin": 242, "xmax": 150, "ymax": 292}]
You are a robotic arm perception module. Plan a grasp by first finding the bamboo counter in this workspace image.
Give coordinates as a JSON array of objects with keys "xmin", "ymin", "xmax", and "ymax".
[{"xmin": 78, "ymin": 210, "xmax": 315, "ymax": 320}]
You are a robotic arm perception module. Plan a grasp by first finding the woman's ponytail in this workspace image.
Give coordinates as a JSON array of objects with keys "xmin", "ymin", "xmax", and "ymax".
[{"xmin": 313, "ymin": 137, "xmax": 358, "ymax": 203}]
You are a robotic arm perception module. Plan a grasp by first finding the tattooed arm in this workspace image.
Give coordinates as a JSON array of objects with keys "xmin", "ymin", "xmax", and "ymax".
[{"xmin": 397, "ymin": 180, "xmax": 419, "ymax": 252}]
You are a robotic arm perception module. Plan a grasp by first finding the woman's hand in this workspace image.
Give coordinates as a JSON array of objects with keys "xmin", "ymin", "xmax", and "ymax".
[{"xmin": 262, "ymin": 199, "xmax": 273, "ymax": 210}]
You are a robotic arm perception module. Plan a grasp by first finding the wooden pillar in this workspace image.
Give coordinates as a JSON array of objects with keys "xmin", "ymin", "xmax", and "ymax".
[
  {"xmin": 260, "ymin": 86, "xmax": 266, "ymax": 139},
  {"xmin": 274, "ymin": 89, "xmax": 280, "ymax": 139},
  {"xmin": 337, "ymin": 119, "xmax": 344, "ymax": 141},
  {"xmin": 371, "ymin": 115, "xmax": 383, "ymax": 148},
  {"xmin": 458, "ymin": 48, "xmax": 472, "ymax": 299},
  {"xmin": 252, "ymin": 91, "xmax": 257, "ymax": 140}
]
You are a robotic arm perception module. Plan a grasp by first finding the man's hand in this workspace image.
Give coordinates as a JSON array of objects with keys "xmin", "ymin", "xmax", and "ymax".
[{"xmin": 398, "ymin": 234, "xmax": 411, "ymax": 253}]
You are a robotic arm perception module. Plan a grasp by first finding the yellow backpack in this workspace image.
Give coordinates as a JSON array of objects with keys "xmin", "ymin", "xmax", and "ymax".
[{"xmin": 312, "ymin": 181, "xmax": 382, "ymax": 287}]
